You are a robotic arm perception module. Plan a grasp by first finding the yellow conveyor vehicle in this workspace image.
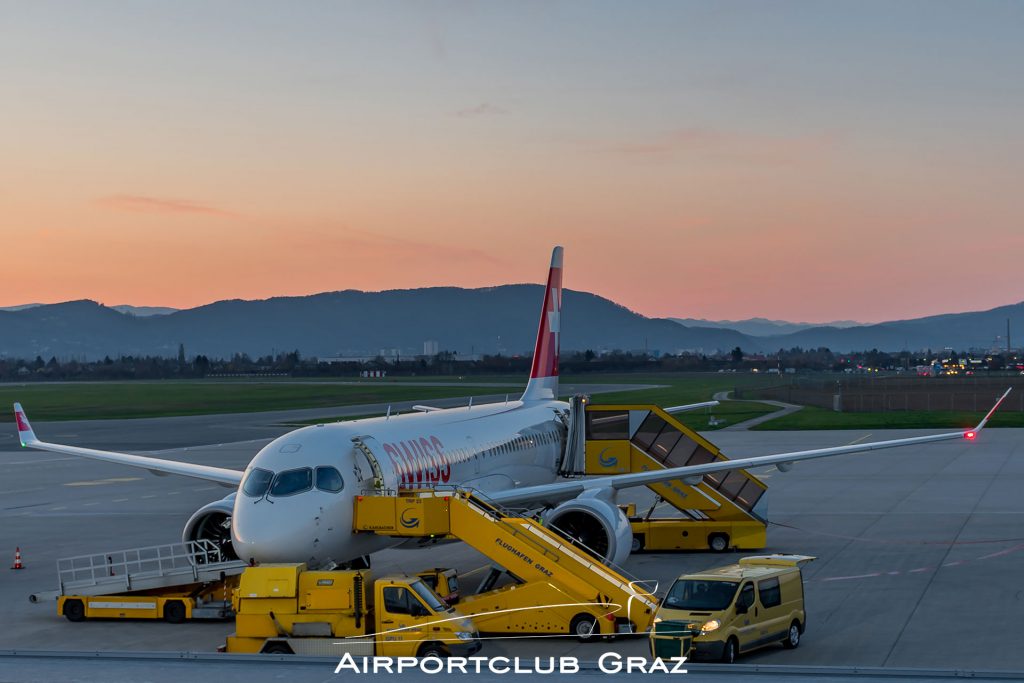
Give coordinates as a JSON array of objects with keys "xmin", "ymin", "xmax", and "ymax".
[
  {"xmin": 225, "ymin": 563, "xmax": 481, "ymax": 657},
  {"xmin": 34, "ymin": 540, "xmax": 246, "ymax": 623},
  {"xmin": 580, "ymin": 404, "xmax": 768, "ymax": 553},
  {"xmin": 353, "ymin": 489, "xmax": 660, "ymax": 641}
]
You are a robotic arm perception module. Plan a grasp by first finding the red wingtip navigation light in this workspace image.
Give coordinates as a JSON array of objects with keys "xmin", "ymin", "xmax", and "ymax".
[{"xmin": 965, "ymin": 431, "xmax": 977, "ymax": 440}]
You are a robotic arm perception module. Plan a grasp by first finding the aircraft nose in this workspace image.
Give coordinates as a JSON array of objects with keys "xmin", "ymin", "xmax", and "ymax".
[{"xmin": 231, "ymin": 501, "xmax": 312, "ymax": 564}]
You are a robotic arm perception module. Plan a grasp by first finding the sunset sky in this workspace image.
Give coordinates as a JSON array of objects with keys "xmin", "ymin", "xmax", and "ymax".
[{"xmin": 2, "ymin": 1, "xmax": 1022, "ymax": 323}]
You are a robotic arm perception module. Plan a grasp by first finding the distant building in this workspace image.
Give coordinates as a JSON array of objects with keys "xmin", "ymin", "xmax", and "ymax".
[{"xmin": 423, "ymin": 340, "xmax": 439, "ymax": 356}]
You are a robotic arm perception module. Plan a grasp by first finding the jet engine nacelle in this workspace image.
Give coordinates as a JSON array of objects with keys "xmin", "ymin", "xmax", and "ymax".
[
  {"xmin": 544, "ymin": 489, "xmax": 632, "ymax": 568},
  {"xmin": 182, "ymin": 494, "xmax": 237, "ymax": 560}
]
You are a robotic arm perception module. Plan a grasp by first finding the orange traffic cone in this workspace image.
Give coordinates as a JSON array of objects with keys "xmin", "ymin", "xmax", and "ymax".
[{"xmin": 10, "ymin": 547, "xmax": 24, "ymax": 570}]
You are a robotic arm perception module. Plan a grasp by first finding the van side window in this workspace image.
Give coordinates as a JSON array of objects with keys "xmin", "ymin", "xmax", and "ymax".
[
  {"xmin": 736, "ymin": 583, "xmax": 755, "ymax": 610},
  {"xmin": 758, "ymin": 577, "xmax": 782, "ymax": 608}
]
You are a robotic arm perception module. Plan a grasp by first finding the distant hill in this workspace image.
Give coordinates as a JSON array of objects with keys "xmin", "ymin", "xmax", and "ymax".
[
  {"xmin": 0, "ymin": 304, "xmax": 43, "ymax": 312},
  {"xmin": 0, "ymin": 287, "xmax": 756, "ymax": 361},
  {"xmin": 671, "ymin": 317, "xmax": 864, "ymax": 337},
  {"xmin": 762, "ymin": 301, "xmax": 1024, "ymax": 352},
  {"xmin": 110, "ymin": 305, "xmax": 179, "ymax": 317}
]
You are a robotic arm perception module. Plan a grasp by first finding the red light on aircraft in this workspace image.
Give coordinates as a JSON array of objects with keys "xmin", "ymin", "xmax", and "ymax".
[{"xmin": 965, "ymin": 431, "xmax": 976, "ymax": 440}]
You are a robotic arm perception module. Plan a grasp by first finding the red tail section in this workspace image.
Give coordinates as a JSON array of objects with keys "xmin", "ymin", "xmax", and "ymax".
[{"xmin": 521, "ymin": 247, "xmax": 563, "ymax": 402}]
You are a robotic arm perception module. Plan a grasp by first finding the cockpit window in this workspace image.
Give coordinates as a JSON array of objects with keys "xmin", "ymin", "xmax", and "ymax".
[
  {"xmin": 269, "ymin": 467, "xmax": 312, "ymax": 497},
  {"xmin": 315, "ymin": 466, "xmax": 344, "ymax": 493},
  {"xmin": 241, "ymin": 468, "xmax": 273, "ymax": 498}
]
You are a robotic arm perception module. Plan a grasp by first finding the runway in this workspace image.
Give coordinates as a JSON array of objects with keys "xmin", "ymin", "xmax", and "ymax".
[{"xmin": 1, "ymin": 405, "xmax": 1022, "ymax": 674}]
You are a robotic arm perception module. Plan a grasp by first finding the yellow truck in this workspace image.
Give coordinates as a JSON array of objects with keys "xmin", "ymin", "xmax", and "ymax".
[
  {"xmin": 650, "ymin": 555, "xmax": 815, "ymax": 663},
  {"xmin": 225, "ymin": 563, "xmax": 481, "ymax": 657}
]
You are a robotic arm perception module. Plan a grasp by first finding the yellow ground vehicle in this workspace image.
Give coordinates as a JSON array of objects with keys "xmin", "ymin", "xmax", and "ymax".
[
  {"xmin": 581, "ymin": 405, "xmax": 768, "ymax": 553},
  {"xmin": 650, "ymin": 555, "xmax": 814, "ymax": 663},
  {"xmin": 225, "ymin": 563, "xmax": 481, "ymax": 657},
  {"xmin": 353, "ymin": 489, "xmax": 659, "ymax": 641},
  {"xmin": 58, "ymin": 578, "xmax": 237, "ymax": 623},
  {"xmin": 37, "ymin": 540, "xmax": 246, "ymax": 623},
  {"xmin": 416, "ymin": 568, "xmax": 459, "ymax": 605}
]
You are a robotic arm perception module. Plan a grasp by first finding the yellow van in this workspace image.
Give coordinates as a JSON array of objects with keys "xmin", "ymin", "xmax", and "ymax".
[{"xmin": 651, "ymin": 555, "xmax": 814, "ymax": 663}]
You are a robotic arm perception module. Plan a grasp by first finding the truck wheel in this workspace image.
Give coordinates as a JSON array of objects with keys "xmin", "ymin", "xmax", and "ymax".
[
  {"xmin": 631, "ymin": 535, "xmax": 645, "ymax": 553},
  {"xmin": 262, "ymin": 642, "xmax": 293, "ymax": 655},
  {"xmin": 163, "ymin": 600, "xmax": 186, "ymax": 624},
  {"xmin": 708, "ymin": 533, "xmax": 730, "ymax": 553},
  {"xmin": 63, "ymin": 599, "xmax": 86, "ymax": 622},
  {"xmin": 570, "ymin": 613, "xmax": 598, "ymax": 642},
  {"xmin": 782, "ymin": 621, "xmax": 801, "ymax": 649},
  {"xmin": 418, "ymin": 643, "xmax": 446, "ymax": 658},
  {"xmin": 721, "ymin": 637, "xmax": 738, "ymax": 664}
]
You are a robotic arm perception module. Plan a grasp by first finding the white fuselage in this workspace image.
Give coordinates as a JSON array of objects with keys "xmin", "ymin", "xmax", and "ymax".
[{"xmin": 230, "ymin": 399, "xmax": 568, "ymax": 567}]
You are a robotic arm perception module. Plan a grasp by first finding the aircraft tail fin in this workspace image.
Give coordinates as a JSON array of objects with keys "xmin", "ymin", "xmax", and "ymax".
[
  {"xmin": 13, "ymin": 403, "xmax": 38, "ymax": 446},
  {"xmin": 521, "ymin": 247, "xmax": 563, "ymax": 402}
]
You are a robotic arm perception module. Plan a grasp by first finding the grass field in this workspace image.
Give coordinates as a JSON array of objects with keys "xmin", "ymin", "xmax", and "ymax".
[
  {"xmin": 0, "ymin": 381, "xmax": 520, "ymax": 422},
  {"xmin": 573, "ymin": 372, "xmax": 783, "ymax": 430},
  {"xmin": 753, "ymin": 405, "xmax": 1024, "ymax": 430},
  {"xmin": 2, "ymin": 373, "xmax": 1016, "ymax": 429}
]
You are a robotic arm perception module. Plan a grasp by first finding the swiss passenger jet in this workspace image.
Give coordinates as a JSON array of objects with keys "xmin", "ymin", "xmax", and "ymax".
[{"xmin": 12, "ymin": 247, "xmax": 1012, "ymax": 569}]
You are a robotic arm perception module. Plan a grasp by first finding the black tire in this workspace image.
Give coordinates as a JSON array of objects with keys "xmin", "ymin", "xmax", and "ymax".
[
  {"xmin": 569, "ymin": 613, "xmax": 599, "ymax": 642},
  {"xmin": 631, "ymin": 535, "xmax": 645, "ymax": 553},
  {"xmin": 721, "ymin": 637, "xmax": 738, "ymax": 664},
  {"xmin": 262, "ymin": 642, "xmax": 293, "ymax": 655},
  {"xmin": 163, "ymin": 600, "xmax": 186, "ymax": 624},
  {"xmin": 417, "ymin": 642, "xmax": 447, "ymax": 658},
  {"xmin": 782, "ymin": 620, "xmax": 801, "ymax": 649},
  {"xmin": 708, "ymin": 533, "xmax": 730, "ymax": 553},
  {"xmin": 63, "ymin": 599, "xmax": 85, "ymax": 623}
]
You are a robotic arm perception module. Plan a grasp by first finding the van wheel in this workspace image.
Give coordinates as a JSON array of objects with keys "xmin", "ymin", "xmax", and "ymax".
[
  {"xmin": 262, "ymin": 642, "xmax": 293, "ymax": 655},
  {"xmin": 708, "ymin": 533, "xmax": 730, "ymax": 552},
  {"xmin": 631, "ymin": 535, "xmax": 644, "ymax": 553},
  {"xmin": 721, "ymin": 637, "xmax": 738, "ymax": 664},
  {"xmin": 783, "ymin": 621, "xmax": 801, "ymax": 649},
  {"xmin": 418, "ymin": 642, "xmax": 447, "ymax": 658},
  {"xmin": 163, "ymin": 600, "xmax": 186, "ymax": 624},
  {"xmin": 570, "ymin": 613, "xmax": 599, "ymax": 642},
  {"xmin": 63, "ymin": 599, "xmax": 86, "ymax": 622}
]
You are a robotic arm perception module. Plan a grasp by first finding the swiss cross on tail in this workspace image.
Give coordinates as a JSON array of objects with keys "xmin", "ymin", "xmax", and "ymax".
[
  {"xmin": 13, "ymin": 403, "xmax": 37, "ymax": 446},
  {"xmin": 522, "ymin": 247, "xmax": 563, "ymax": 401}
]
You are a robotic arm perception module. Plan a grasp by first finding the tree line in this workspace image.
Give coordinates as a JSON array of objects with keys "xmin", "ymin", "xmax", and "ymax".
[{"xmin": 0, "ymin": 344, "xmax": 1019, "ymax": 382}]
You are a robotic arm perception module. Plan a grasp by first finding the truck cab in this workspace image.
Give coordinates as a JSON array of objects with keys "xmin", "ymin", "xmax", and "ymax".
[{"xmin": 415, "ymin": 568, "xmax": 460, "ymax": 605}]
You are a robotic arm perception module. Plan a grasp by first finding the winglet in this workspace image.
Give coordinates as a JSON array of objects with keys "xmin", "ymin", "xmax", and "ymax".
[
  {"xmin": 13, "ymin": 403, "xmax": 38, "ymax": 447},
  {"xmin": 968, "ymin": 387, "xmax": 1012, "ymax": 437},
  {"xmin": 522, "ymin": 246, "xmax": 563, "ymax": 402}
]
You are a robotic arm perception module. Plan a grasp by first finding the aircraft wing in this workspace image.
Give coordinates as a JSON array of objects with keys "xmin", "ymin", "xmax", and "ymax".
[
  {"xmin": 12, "ymin": 403, "xmax": 243, "ymax": 487},
  {"xmin": 487, "ymin": 388, "xmax": 1012, "ymax": 509}
]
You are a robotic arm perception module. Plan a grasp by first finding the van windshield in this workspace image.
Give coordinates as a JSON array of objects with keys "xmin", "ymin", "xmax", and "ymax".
[{"xmin": 663, "ymin": 579, "xmax": 740, "ymax": 611}]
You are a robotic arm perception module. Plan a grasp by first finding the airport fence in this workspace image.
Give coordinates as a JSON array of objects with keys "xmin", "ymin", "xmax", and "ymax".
[{"xmin": 736, "ymin": 376, "xmax": 1024, "ymax": 412}]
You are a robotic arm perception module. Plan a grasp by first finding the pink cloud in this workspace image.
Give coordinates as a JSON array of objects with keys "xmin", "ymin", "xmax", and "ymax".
[
  {"xmin": 95, "ymin": 195, "xmax": 238, "ymax": 218},
  {"xmin": 454, "ymin": 103, "xmax": 507, "ymax": 118}
]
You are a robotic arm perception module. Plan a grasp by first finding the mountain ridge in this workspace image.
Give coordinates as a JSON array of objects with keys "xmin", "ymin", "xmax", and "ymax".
[{"xmin": 1, "ymin": 288, "xmax": 1020, "ymax": 360}]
